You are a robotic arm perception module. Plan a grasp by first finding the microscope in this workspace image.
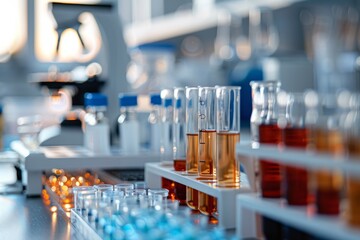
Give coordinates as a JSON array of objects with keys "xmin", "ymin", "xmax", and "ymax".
[{"xmin": 10, "ymin": 1, "xmax": 160, "ymax": 197}]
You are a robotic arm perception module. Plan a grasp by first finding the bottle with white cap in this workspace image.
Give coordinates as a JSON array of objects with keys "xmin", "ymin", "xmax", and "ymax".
[
  {"xmin": 148, "ymin": 93, "xmax": 162, "ymax": 153},
  {"xmin": 118, "ymin": 94, "xmax": 140, "ymax": 154},
  {"xmin": 83, "ymin": 93, "xmax": 111, "ymax": 155}
]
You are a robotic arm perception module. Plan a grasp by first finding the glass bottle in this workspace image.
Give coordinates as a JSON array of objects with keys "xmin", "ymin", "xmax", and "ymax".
[
  {"xmin": 283, "ymin": 92, "xmax": 310, "ymax": 205},
  {"xmin": 148, "ymin": 93, "xmax": 162, "ymax": 153},
  {"xmin": 309, "ymin": 92, "xmax": 344, "ymax": 215},
  {"xmin": 258, "ymin": 81, "xmax": 282, "ymax": 198},
  {"xmin": 118, "ymin": 94, "xmax": 139, "ymax": 154},
  {"xmin": 83, "ymin": 93, "xmax": 111, "ymax": 155}
]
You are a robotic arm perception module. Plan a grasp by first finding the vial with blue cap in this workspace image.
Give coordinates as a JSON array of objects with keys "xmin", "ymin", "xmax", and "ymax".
[
  {"xmin": 118, "ymin": 93, "xmax": 140, "ymax": 154},
  {"xmin": 83, "ymin": 93, "xmax": 111, "ymax": 155},
  {"xmin": 148, "ymin": 93, "xmax": 162, "ymax": 153},
  {"xmin": 160, "ymin": 89, "xmax": 173, "ymax": 164}
]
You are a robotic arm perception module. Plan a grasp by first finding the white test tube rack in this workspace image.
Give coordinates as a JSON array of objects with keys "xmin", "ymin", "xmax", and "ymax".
[
  {"xmin": 236, "ymin": 143, "xmax": 360, "ymax": 240},
  {"xmin": 145, "ymin": 162, "xmax": 253, "ymax": 229}
]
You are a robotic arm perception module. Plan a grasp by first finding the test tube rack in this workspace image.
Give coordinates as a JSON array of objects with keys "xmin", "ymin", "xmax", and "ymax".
[
  {"xmin": 11, "ymin": 140, "xmax": 162, "ymax": 196},
  {"xmin": 144, "ymin": 162, "xmax": 253, "ymax": 229},
  {"xmin": 235, "ymin": 143, "xmax": 360, "ymax": 240}
]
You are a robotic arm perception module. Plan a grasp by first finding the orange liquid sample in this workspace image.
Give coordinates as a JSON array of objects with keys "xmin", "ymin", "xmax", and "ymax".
[
  {"xmin": 174, "ymin": 159, "xmax": 186, "ymax": 171},
  {"xmin": 347, "ymin": 136, "xmax": 360, "ymax": 227},
  {"xmin": 283, "ymin": 127, "xmax": 309, "ymax": 205},
  {"xmin": 313, "ymin": 128, "xmax": 343, "ymax": 215},
  {"xmin": 216, "ymin": 132, "xmax": 240, "ymax": 187},
  {"xmin": 259, "ymin": 123, "xmax": 282, "ymax": 198}
]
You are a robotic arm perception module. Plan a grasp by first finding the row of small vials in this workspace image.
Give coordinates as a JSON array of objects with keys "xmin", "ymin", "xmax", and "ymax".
[{"xmin": 72, "ymin": 183, "xmax": 233, "ymax": 240}]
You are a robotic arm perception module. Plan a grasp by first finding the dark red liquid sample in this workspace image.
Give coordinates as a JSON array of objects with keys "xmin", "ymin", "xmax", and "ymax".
[
  {"xmin": 161, "ymin": 177, "xmax": 176, "ymax": 200},
  {"xmin": 283, "ymin": 127, "xmax": 309, "ymax": 205},
  {"xmin": 316, "ymin": 189, "xmax": 340, "ymax": 215},
  {"xmin": 174, "ymin": 182, "xmax": 186, "ymax": 205},
  {"xmin": 259, "ymin": 123, "xmax": 282, "ymax": 198},
  {"xmin": 174, "ymin": 159, "xmax": 186, "ymax": 171}
]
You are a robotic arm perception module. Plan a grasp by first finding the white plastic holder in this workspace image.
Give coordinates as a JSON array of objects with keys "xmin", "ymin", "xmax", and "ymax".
[
  {"xmin": 145, "ymin": 162, "xmax": 254, "ymax": 230},
  {"xmin": 236, "ymin": 194, "xmax": 360, "ymax": 240},
  {"xmin": 11, "ymin": 140, "xmax": 162, "ymax": 196}
]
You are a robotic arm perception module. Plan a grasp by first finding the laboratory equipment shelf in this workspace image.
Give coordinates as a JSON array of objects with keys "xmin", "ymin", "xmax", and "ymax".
[
  {"xmin": 235, "ymin": 143, "xmax": 360, "ymax": 239},
  {"xmin": 236, "ymin": 194, "xmax": 360, "ymax": 240},
  {"xmin": 11, "ymin": 140, "xmax": 162, "ymax": 196},
  {"xmin": 145, "ymin": 162, "xmax": 253, "ymax": 229},
  {"xmin": 236, "ymin": 143, "xmax": 360, "ymax": 176},
  {"xmin": 125, "ymin": 0, "xmax": 303, "ymax": 47}
]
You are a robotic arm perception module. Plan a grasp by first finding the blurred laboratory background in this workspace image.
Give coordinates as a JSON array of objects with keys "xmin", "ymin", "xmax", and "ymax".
[{"xmin": 1, "ymin": 0, "xmax": 360, "ymax": 239}]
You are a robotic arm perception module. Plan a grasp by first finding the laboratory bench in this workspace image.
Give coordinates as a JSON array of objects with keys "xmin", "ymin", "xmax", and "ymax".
[{"xmin": 0, "ymin": 194, "xmax": 70, "ymax": 240}]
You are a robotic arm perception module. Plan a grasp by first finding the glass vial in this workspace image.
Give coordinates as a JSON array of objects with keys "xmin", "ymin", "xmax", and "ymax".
[
  {"xmin": 83, "ymin": 93, "xmax": 111, "ymax": 155},
  {"xmin": 160, "ymin": 89, "xmax": 173, "ymax": 165},
  {"xmin": 118, "ymin": 94, "xmax": 140, "ymax": 154},
  {"xmin": 173, "ymin": 88, "xmax": 186, "ymax": 171},
  {"xmin": 148, "ymin": 93, "xmax": 162, "ymax": 153}
]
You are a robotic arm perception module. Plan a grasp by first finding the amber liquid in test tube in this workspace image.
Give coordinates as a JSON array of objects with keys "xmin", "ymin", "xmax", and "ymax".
[
  {"xmin": 259, "ymin": 123, "xmax": 282, "ymax": 198},
  {"xmin": 216, "ymin": 132, "xmax": 241, "ymax": 186},
  {"xmin": 185, "ymin": 87, "xmax": 199, "ymax": 210},
  {"xmin": 284, "ymin": 127, "xmax": 310, "ymax": 205},
  {"xmin": 216, "ymin": 87, "xmax": 241, "ymax": 187},
  {"xmin": 314, "ymin": 128, "xmax": 343, "ymax": 215},
  {"xmin": 347, "ymin": 136, "xmax": 360, "ymax": 227},
  {"xmin": 283, "ymin": 93, "xmax": 310, "ymax": 205}
]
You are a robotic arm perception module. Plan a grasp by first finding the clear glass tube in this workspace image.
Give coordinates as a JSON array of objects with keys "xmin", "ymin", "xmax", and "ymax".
[
  {"xmin": 114, "ymin": 183, "xmax": 134, "ymax": 196},
  {"xmin": 258, "ymin": 81, "xmax": 282, "ymax": 198},
  {"xmin": 309, "ymin": 92, "xmax": 344, "ymax": 215},
  {"xmin": 198, "ymin": 87, "xmax": 217, "ymax": 179},
  {"xmin": 94, "ymin": 184, "xmax": 113, "ymax": 200},
  {"xmin": 185, "ymin": 87, "xmax": 199, "ymax": 210},
  {"xmin": 344, "ymin": 93, "xmax": 360, "ymax": 228},
  {"xmin": 283, "ymin": 93, "xmax": 310, "ymax": 206},
  {"xmin": 216, "ymin": 86, "xmax": 241, "ymax": 187},
  {"xmin": 173, "ymin": 88, "xmax": 186, "ymax": 171},
  {"xmin": 73, "ymin": 186, "xmax": 96, "ymax": 212},
  {"xmin": 160, "ymin": 89, "xmax": 174, "ymax": 164}
]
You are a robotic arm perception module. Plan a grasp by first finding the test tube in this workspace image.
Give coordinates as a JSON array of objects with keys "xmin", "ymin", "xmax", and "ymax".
[
  {"xmin": 344, "ymin": 93, "xmax": 360, "ymax": 228},
  {"xmin": 309, "ymin": 92, "xmax": 344, "ymax": 215},
  {"xmin": 283, "ymin": 93, "xmax": 310, "ymax": 205},
  {"xmin": 114, "ymin": 183, "xmax": 134, "ymax": 196},
  {"xmin": 78, "ymin": 190, "xmax": 97, "ymax": 218},
  {"xmin": 198, "ymin": 87, "xmax": 217, "ymax": 216},
  {"xmin": 173, "ymin": 88, "xmax": 186, "ymax": 171},
  {"xmin": 198, "ymin": 87, "xmax": 217, "ymax": 179},
  {"xmin": 216, "ymin": 86, "xmax": 241, "ymax": 187},
  {"xmin": 173, "ymin": 88, "xmax": 187, "ymax": 205},
  {"xmin": 185, "ymin": 87, "xmax": 199, "ymax": 210},
  {"xmin": 160, "ymin": 89, "xmax": 174, "ymax": 165},
  {"xmin": 94, "ymin": 184, "xmax": 113, "ymax": 200},
  {"xmin": 72, "ymin": 186, "xmax": 96, "ymax": 212}
]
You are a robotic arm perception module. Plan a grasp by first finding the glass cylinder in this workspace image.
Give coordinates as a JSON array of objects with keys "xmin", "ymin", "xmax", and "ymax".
[
  {"xmin": 344, "ymin": 93, "xmax": 360, "ymax": 228},
  {"xmin": 216, "ymin": 86, "xmax": 241, "ymax": 187},
  {"xmin": 78, "ymin": 190, "xmax": 97, "ymax": 217},
  {"xmin": 173, "ymin": 88, "xmax": 186, "ymax": 171},
  {"xmin": 185, "ymin": 87, "xmax": 199, "ymax": 210},
  {"xmin": 198, "ymin": 87, "xmax": 217, "ymax": 179},
  {"xmin": 114, "ymin": 183, "xmax": 134, "ymax": 196},
  {"xmin": 283, "ymin": 93, "xmax": 310, "ymax": 205},
  {"xmin": 160, "ymin": 89, "xmax": 174, "ymax": 164},
  {"xmin": 94, "ymin": 184, "xmax": 113, "ymax": 201},
  {"xmin": 258, "ymin": 81, "xmax": 282, "ymax": 198},
  {"xmin": 308, "ymin": 92, "xmax": 344, "ymax": 215},
  {"xmin": 72, "ymin": 186, "xmax": 96, "ymax": 212},
  {"xmin": 250, "ymin": 81, "xmax": 263, "ymax": 145}
]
